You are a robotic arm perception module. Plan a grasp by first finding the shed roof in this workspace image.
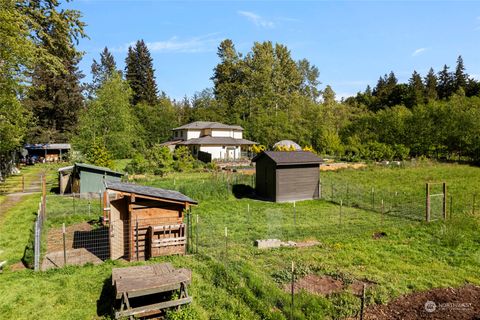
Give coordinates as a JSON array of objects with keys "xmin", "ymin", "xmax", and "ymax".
[
  {"xmin": 58, "ymin": 165, "xmax": 74, "ymax": 172},
  {"xmin": 173, "ymin": 121, "xmax": 243, "ymax": 131},
  {"xmin": 75, "ymin": 163, "xmax": 124, "ymax": 176},
  {"xmin": 252, "ymin": 151, "xmax": 322, "ymax": 165},
  {"xmin": 105, "ymin": 181, "xmax": 198, "ymax": 204},
  {"xmin": 25, "ymin": 143, "xmax": 71, "ymax": 150},
  {"xmin": 178, "ymin": 136, "xmax": 256, "ymax": 146}
]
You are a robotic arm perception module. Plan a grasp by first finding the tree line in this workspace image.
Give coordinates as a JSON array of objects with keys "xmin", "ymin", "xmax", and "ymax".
[{"xmin": 2, "ymin": 0, "xmax": 480, "ymax": 169}]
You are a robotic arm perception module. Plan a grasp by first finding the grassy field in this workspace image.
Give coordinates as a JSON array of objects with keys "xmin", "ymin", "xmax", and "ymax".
[{"xmin": 0, "ymin": 162, "xmax": 479, "ymax": 319}]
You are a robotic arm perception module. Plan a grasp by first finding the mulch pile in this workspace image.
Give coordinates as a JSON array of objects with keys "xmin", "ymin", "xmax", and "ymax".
[{"xmin": 363, "ymin": 285, "xmax": 480, "ymax": 320}]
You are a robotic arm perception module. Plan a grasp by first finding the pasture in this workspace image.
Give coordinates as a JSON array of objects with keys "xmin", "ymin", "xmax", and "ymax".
[{"xmin": 0, "ymin": 161, "xmax": 479, "ymax": 319}]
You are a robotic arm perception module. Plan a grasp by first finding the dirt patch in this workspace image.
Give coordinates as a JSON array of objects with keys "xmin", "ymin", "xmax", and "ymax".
[
  {"xmin": 347, "ymin": 280, "xmax": 376, "ymax": 296},
  {"xmin": 285, "ymin": 275, "xmax": 344, "ymax": 295},
  {"xmin": 8, "ymin": 261, "xmax": 27, "ymax": 271},
  {"xmin": 296, "ymin": 240, "xmax": 321, "ymax": 248},
  {"xmin": 320, "ymin": 162, "xmax": 367, "ymax": 172},
  {"xmin": 363, "ymin": 285, "xmax": 480, "ymax": 320},
  {"xmin": 372, "ymin": 232, "xmax": 387, "ymax": 240}
]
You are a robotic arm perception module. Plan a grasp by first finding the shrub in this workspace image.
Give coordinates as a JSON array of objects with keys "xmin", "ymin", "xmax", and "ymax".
[
  {"xmin": 125, "ymin": 153, "xmax": 149, "ymax": 174},
  {"xmin": 173, "ymin": 146, "xmax": 195, "ymax": 172},
  {"xmin": 85, "ymin": 143, "xmax": 114, "ymax": 169},
  {"xmin": 148, "ymin": 145, "xmax": 174, "ymax": 176}
]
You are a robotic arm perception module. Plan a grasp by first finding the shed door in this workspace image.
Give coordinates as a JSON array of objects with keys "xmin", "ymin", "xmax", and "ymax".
[{"xmin": 109, "ymin": 199, "xmax": 127, "ymax": 260}]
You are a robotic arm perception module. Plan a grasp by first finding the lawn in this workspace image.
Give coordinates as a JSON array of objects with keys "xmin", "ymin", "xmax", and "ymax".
[{"xmin": 0, "ymin": 162, "xmax": 479, "ymax": 319}]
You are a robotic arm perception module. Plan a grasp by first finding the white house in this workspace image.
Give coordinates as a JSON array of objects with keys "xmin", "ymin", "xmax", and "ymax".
[{"xmin": 162, "ymin": 121, "xmax": 256, "ymax": 161}]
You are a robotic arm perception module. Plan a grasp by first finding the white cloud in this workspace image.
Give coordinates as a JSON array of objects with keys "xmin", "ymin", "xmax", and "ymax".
[
  {"xmin": 471, "ymin": 74, "xmax": 480, "ymax": 80},
  {"xmin": 111, "ymin": 33, "xmax": 222, "ymax": 53},
  {"xmin": 238, "ymin": 11, "xmax": 275, "ymax": 28},
  {"xmin": 412, "ymin": 47, "xmax": 427, "ymax": 57}
]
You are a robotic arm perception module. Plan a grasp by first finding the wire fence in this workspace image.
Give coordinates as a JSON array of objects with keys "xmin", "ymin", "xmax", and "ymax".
[{"xmin": 29, "ymin": 170, "xmax": 480, "ymax": 271}]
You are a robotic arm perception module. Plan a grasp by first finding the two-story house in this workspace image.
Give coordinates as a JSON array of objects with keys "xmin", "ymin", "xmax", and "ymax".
[{"xmin": 162, "ymin": 121, "xmax": 256, "ymax": 161}]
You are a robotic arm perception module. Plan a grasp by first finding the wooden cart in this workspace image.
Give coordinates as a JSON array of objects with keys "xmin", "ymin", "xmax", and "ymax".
[{"xmin": 112, "ymin": 263, "xmax": 192, "ymax": 319}]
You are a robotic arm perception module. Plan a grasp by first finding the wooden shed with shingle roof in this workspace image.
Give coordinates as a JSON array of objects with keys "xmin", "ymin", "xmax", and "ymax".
[
  {"xmin": 105, "ymin": 181, "xmax": 197, "ymax": 261},
  {"xmin": 252, "ymin": 151, "xmax": 322, "ymax": 202}
]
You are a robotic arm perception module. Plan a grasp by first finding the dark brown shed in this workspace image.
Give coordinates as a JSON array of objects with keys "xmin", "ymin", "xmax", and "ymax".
[{"xmin": 252, "ymin": 151, "xmax": 322, "ymax": 202}]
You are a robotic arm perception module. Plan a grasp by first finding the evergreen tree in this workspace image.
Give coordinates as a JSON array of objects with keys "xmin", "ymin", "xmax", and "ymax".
[
  {"xmin": 125, "ymin": 40, "xmax": 158, "ymax": 105},
  {"xmin": 424, "ymin": 68, "xmax": 438, "ymax": 102},
  {"xmin": 407, "ymin": 70, "xmax": 425, "ymax": 107},
  {"xmin": 322, "ymin": 85, "xmax": 336, "ymax": 105},
  {"xmin": 23, "ymin": 1, "xmax": 87, "ymax": 143},
  {"xmin": 89, "ymin": 47, "xmax": 119, "ymax": 97},
  {"xmin": 454, "ymin": 55, "xmax": 467, "ymax": 92},
  {"xmin": 437, "ymin": 65, "xmax": 454, "ymax": 99},
  {"xmin": 211, "ymin": 39, "xmax": 244, "ymax": 122}
]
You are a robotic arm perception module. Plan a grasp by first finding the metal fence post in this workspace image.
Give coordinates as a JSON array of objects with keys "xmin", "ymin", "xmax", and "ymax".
[
  {"xmin": 443, "ymin": 183, "xmax": 447, "ymax": 220},
  {"xmin": 291, "ymin": 261, "xmax": 295, "ymax": 320},
  {"xmin": 62, "ymin": 223, "xmax": 67, "ymax": 266},
  {"xmin": 426, "ymin": 183, "xmax": 431, "ymax": 222},
  {"xmin": 34, "ymin": 217, "xmax": 39, "ymax": 272},
  {"xmin": 195, "ymin": 214, "xmax": 199, "ymax": 254}
]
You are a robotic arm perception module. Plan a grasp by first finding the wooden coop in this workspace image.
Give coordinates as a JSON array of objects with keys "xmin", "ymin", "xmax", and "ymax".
[
  {"xmin": 105, "ymin": 181, "xmax": 197, "ymax": 261},
  {"xmin": 252, "ymin": 151, "xmax": 322, "ymax": 202}
]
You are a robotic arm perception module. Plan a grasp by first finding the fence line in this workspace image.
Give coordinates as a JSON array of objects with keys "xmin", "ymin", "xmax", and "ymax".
[{"xmin": 30, "ymin": 172, "xmax": 480, "ymax": 271}]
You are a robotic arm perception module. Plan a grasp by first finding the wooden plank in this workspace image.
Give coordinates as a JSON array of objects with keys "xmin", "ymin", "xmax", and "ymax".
[
  {"xmin": 115, "ymin": 297, "xmax": 192, "ymax": 319},
  {"xmin": 151, "ymin": 223, "xmax": 185, "ymax": 232},
  {"xmin": 115, "ymin": 273, "xmax": 190, "ymax": 298}
]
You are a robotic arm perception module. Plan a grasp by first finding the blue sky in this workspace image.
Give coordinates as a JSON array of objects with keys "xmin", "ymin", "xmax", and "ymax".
[{"xmin": 70, "ymin": 1, "xmax": 480, "ymax": 101}]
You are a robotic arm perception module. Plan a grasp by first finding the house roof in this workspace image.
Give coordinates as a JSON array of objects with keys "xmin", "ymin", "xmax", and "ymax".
[
  {"xmin": 159, "ymin": 140, "xmax": 183, "ymax": 147},
  {"xmin": 58, "ymin": 165, "xmax": 74, "ymax": 172},
  {"xmin": 173, "ymin": 121, "xmax": 243, "ymax": 131},
  {"xmin": 105, "ymin": 181, "xmax": 198, "ymax": 204},
  {"xmin": 74, "ymin": 163, "xmax": 124, "ymax": 176},
  {"xmin": 178, "ymin": 136, "xmax": 256, "ymax": 146},
  {"xmin": 252, "ymin": 151, "xmax": 322, "ymax": 165},
  {"xmin": 25, "ymin": 143, "xmax": 71, "ymax": 150}
]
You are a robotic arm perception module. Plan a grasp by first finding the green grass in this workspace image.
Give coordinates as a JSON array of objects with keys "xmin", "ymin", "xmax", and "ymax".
[
  {"xmin": 0, "ymin": 163, "xmax": 479, "ymax": 319},
  {"xmin": 0, "ymin": 194, "xmax": 39, "ymax": 264}
]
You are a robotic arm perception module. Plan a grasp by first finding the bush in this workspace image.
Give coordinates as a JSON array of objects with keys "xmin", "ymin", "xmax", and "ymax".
[
  {"xmin": 125, "ymin": 153, "xmax": 149, "ymax": 175},
  {"xmin": 173, "ymin": 147, "xmax": 195, "ymax": 172},
  {"xmin": 85, "ymin": 143, "xmax": 114, "ymax": 169},
  {"xmin": 148, "ymin": 145, "xmax": 174, "ymax": 176}
]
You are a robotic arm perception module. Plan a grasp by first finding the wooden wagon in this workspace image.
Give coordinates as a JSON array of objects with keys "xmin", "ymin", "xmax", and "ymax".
[{"xmin": 105, "ymin": 181, "xmax": 197, "ymax": 261}]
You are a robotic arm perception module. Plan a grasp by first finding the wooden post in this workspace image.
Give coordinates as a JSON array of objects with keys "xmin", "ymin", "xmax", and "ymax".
[
  {"xmin": 291, "ymin": 261, "xmax": 295, "ymax": 320},
  {"xmin": 450, "ymin": 195, "xmax": 453, "ymax": 218},
  {"xmin": 442, "ymin": 183, "xmax": 447, "ymax": 220},
  {"xmin": 62, "ymin": 223, "xmax": 67, "ymax": 266},
  {"xmin": 426, "ymin": 183, "xmax": 431, "ymax": 222},
  {"xmin": 42, "ymin": 174, "xmax": 46, "ymax": 217},
  {"xmin": 22, "ymin": 176, "xmax": 25, "ymax": 193},
  {"xmin": 72, "ymin": 192, "xmax": 76, "ymax": 215},
  {"xmin": 135, "ymin": 218, "xmax": 139, "ymax": 261}
]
